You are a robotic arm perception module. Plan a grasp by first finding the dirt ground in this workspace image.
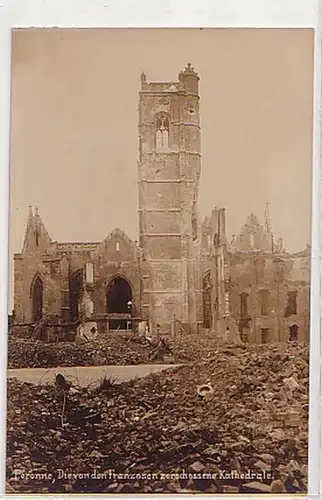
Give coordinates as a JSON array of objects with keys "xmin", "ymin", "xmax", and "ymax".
[{"xmin": 6, "ymin": 341, "xmax": 309, "ymax": 494}]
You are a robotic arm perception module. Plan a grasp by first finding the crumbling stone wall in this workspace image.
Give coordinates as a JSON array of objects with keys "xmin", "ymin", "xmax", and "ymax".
[
  {"xmin": 13, "ymin": 222, "xmax": 141, "ymax": 326},
  {"xmin": 228, "ymin": 253, "xmax": 310, "ymax": 343},
  {"xmin": 13, "ymin": 252, "xmax": 62, "ymax": 323}
]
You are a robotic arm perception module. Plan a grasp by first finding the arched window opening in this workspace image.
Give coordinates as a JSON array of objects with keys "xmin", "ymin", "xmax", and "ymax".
[
  {"xmin": 156, "ymin": 113, "xmax": 169, "ymax": 150},
  {"xmin": 31, "ymin": 276, "xmax": 43, "ymax": 323},
  {"xmin": 259, "ymin": 289, "xmax": 269, "ymax": 316},
  {"xmin": 106, "ymin": 276, "xmax": 132, "ymax": 330}
]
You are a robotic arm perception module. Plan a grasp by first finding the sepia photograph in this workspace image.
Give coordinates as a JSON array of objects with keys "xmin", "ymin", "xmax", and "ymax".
[{"xmin": 6, "ymin": 27, "xmax": 314, "ymax": 494}]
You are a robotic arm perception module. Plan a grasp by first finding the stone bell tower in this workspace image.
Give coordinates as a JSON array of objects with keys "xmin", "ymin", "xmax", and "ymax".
[{"xmin": 138, "ymin": 64, "xmax": 202, "ymax": 334}]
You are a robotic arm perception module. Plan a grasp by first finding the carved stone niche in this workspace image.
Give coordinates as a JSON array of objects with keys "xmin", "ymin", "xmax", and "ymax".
[
  {"xmin": 155, "ymin": 97, "xmax": 170, "ymax": 114},
  {"xmin": 157, "ymin": 96, "xmax": 170, "ymax": 106}
]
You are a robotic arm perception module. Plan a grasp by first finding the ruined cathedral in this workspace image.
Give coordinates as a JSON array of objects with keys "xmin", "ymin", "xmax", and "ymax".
[{"xmin": 13, "ymin": 64, "xmax": 311, "ymax": 343}]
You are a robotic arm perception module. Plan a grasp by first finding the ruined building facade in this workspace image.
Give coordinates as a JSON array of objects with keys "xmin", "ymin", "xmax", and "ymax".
[
  {"xmin": 201, "ymin": 207, "xmax": 311, "ymax": 343},
  {"xmin": 12, "ymin": 65, "xmax": 311, "ymax": 342},
  {"xmin": 13, "ymin": 65, "xmax": 203, "ymax": 336}
]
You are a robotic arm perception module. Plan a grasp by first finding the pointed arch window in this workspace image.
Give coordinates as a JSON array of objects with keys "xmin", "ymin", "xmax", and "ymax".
[
  {"xmin": 31, "ymin": 275, "xmax": 43, "ymax": 323},
  {"xmin": 155, "ymin": 113, "xmax": 170, "ymax": 150}
]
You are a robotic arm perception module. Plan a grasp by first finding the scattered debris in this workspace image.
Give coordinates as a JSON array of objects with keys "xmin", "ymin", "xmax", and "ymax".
[
  {"xmin": 6, "ymin": 341, "xmax": 309, "ymax": 494},
  {"xmin": 196, "ymin": 383, "xmax": 214, "ymax": 399}
]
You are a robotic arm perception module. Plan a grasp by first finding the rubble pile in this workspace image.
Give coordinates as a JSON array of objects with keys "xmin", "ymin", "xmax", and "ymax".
[
  {"xmin": 173, "ymin": 331, "xmax": 227, "ymax": 362},
  {"xmin": 7, "ymin": 336, "xmax": 160, "ymax": 368},
  {"xmin": 7, "ymin": 342, "xmax": 309, "ymax": 494},
  {"xmin": 8, "ymin": 330, "xmax": 242, "ymax": 368},
  {"xmin": 9, "ymin": 325, "xmax": 34, "ymax": 340}
]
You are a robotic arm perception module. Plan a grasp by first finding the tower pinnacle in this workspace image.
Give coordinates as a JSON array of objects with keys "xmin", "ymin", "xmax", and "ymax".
[{"xmin": 264, "ymin": 201, "xmax": 271, "ymax": 234}]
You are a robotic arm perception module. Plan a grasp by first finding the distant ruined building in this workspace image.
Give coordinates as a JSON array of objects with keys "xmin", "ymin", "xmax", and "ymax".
[
  {"xmin": 13, "ymin": 65, "xmax": 311, "ymax": 343},
  {"xmin": 201, "ymin": 205, "xmax": 311, "ymax": 343}
]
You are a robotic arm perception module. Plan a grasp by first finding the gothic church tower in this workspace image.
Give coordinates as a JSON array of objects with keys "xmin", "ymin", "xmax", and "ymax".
[{"xmin": 138, "ymin": 64, "xmax": 202, "ymax": 333}]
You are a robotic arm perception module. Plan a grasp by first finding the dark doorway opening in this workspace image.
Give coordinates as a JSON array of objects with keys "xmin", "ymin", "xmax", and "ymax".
[
  {"xmin": 69, "ymin": 270, "xmax": 83, "ymax": 322},
  {"xmin": 289, "ymin": 324, "xmax": 299, "ymax": 341},
  {"xmin": 32, "ymin": 276, "xmax": 43, "ymax": 323},
  {"xmin": 203, "ymin": 272, "xmax": 211, "ymax": 328},
  {"xmin": 260, "ymin": 328, "xmax": 270, "ymax": 344},
  {"xmin": 106, "ymin": 277, "xmax": 132, "ymax": 329}
]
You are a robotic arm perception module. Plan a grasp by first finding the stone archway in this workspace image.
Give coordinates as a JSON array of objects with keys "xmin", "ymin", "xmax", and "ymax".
[
  {"xmin": 106, "ymin": 276, "xmax": 132, "ymax": 329},
  {"xmin": 31, "ymin": 275, "xmax": 43, "ymax": 323}
]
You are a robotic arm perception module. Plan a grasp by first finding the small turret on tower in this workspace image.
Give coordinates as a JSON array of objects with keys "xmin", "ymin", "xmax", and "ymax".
[
  {"xmin": 140, "ymin": 71, "xmax": 147, "ymax": 86},
  {"xmin": 179, "ymin": 63, "xmax": 199, "ymax": 95},
  {"xmin": 264, "ymin": 201, "xmax": 272, "ymax": 235}
]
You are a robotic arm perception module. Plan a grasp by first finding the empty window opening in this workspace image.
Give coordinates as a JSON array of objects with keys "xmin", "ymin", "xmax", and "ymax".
[
  {"xmin": 240, "ymin": 292, "xmax": 249, "ymax": 318},
  {"xmin": 284, "ymin": 291, "xmax": 297, "ymax": 317},
  {"xmin": 31, "ymin": 276, "xmax": 43, "ymax": 323},
  {"xmin": 259, "ymin": 289, "xmax": 269, "ymax": 316},
  {"xmin": 156, "ymin": 113, "xmax": 169, "ymax": 150}
]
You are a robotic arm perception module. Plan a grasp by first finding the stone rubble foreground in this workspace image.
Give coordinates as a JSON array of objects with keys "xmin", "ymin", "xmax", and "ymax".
[{"xmin": 6, "ymin": 341, "xmax": 308, "ymax": 494}]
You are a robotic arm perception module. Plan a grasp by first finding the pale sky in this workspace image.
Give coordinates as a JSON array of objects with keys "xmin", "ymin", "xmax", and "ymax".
[{"xmin": 10, "ymin": 28, "xmax": 314, "ymax": 261}]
